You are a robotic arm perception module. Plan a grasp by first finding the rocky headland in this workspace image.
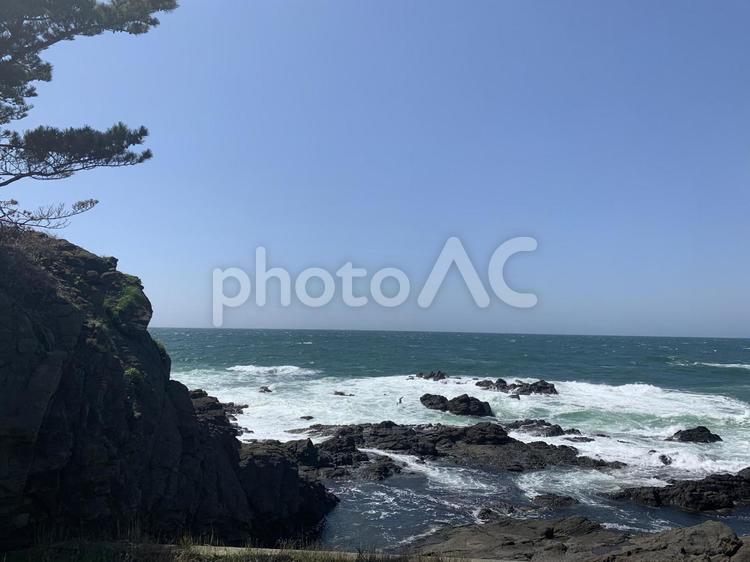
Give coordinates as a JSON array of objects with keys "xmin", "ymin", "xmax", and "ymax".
[{"xmin": 0, "ymin": 232, "xmax": 335, "ymax": 549}]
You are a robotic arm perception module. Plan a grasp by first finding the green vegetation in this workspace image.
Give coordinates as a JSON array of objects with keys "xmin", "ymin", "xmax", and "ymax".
[
  {"xmin": 105, "ymin": 278, "xmax": 148, "ymax": 323},
  {"xmin": 0, "ymin": 0, "xmax": 177, "ymax": 229},
  {"xmin": 124, "ymin": 367, "xmax": 144, "ymax": 383}
]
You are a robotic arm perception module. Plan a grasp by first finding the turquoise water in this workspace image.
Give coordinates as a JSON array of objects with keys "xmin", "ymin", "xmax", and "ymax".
[{"xmin": 154, "ymin": 328, "xmax": 750, "ymax": 546}]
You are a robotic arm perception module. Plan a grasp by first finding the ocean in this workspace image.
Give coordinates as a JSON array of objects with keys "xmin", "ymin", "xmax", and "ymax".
[{"xmin": 153, "ymin": 328, "xmax": 750, "ymax": 548}]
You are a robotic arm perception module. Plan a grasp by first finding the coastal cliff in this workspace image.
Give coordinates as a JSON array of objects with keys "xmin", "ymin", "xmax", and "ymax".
[{"xmin": 0, "ymin": 231, "xmax": 336, "ymax": 548}]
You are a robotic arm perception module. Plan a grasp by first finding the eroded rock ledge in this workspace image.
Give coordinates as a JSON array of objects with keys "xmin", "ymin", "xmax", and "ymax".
[
  {"xmin": 610, "ymin": 468, "xmax": 750, "ymax": 512},
  {"xmin": 412, "ymin": 516, "xmax": 749, "ymax": 561}
]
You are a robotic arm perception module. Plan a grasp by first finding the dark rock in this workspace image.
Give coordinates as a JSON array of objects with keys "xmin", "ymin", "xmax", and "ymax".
[
  {"xmin": 0, "ymin": 232, "xmax": 335, "ymax": 548},
  {"xmin": 413, "ymin": 517, "xmax": 744, "ymax": 561},
  {"xmin": 532, "ymin": 493, "xmax": 580, "ymax": 508},
  {"xmin": 658, "ymin": 454, "xmax": 673, "ymax": 465},
  {"xmin": 666, "ymin": 426, "xmax": 722, "ymax": 443},
  {"xmin": 506, "ymin": 379, "xmax": 558, "ymax": 395},
  {"xmin": 299, "ymin": 421, "xmax": 623, "ymax": 473},
  {"xmin": 420, "ymin": 393, "xmax": 493, "ymax": 416},
  {"xmin": 223, "ymin": 402, "xmax": 249, "ymax": 418},
  {"xmin": 475, "ymin": 379, "xmax": 496, "ymax": 388},
  {"xmin": 237, "ymin": 442, "xmax": 338, "ymax": 540},
  {"xmin": 508, "ymin": 394, "xmax": 520, "ymax": 400},
  {"xmin": 446, "ymin": 394, "xmax": 493, "ymax": 417},
  {"xmin": 300, "ymin": 416, "xmax": 314, "ymax": 421},
  {"xmin": 420, "ymin": 393, "xmax": 448, "ymax": 411},
  {"xmin": 416, "ymin": 370, "xmax": 448, "ymax": 381},
  {"xmin": 611, "ymin": 468, "xmax": 750, "ymax": 512},
  {"xmin": 504, "ymin": 418, "xmax": 580, "ymax": 437},
  {"xmin": 476, "ymin": 378, "xmax": 558, "ymax": 395},
  {"xmin": 358, "ymin": 456, "xmax": 404, "ymax": 481},
  {"xmin": 259, "ymin": 386, "xmax": 272, "ymax": 393},
  {"xmin": 333, "ymin": 390, "xmax": 354, "ymax": 397},
  {"xmin": 476, "ymin": 501, "xmax": 533, "ymax": 520},
  {"xmin": 565, "ymin": 436, "xmax": 595, "ymax": 443}
]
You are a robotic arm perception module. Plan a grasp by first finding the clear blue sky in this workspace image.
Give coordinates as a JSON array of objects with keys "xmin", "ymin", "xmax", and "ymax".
[{"xmin": 8, "ymin": 0, "xmax": 750, "ymax": 337}]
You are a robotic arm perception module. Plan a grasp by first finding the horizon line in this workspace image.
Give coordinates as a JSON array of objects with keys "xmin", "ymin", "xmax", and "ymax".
[{"xmin": 147, "ymin": 325, "xmax": 750, "ymax": 341}]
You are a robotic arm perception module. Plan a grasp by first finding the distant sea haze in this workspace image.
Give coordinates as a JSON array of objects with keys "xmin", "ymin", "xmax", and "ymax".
[{"xmin": 154, "ymin": 328, "xmax": 750, "ymax": 548}]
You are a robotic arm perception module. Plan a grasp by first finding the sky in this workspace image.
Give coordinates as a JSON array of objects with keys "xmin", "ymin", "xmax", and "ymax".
[{"xmin": 8, "ymin": 0, "xmax": 750, "ymax": 337}]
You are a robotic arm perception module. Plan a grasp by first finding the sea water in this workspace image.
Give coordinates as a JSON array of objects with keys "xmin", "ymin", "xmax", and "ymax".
[{"xmin": 154, "ymin": 328, "xmax": 750, "ymax": 548}]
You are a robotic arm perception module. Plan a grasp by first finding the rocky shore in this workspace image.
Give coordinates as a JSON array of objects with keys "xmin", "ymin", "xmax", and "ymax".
[
  {"xmin": 413, "ymin": 516, "xmax": 750, "ymax": 561},
  {"xmin": 2, "ymin": 232, "xmax": 749, "ymax": 559}
]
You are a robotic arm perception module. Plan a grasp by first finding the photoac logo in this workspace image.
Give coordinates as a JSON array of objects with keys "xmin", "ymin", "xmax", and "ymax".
[{"xmin": 212, "ymin": 236, "xmax": 537, "ymax": 326}]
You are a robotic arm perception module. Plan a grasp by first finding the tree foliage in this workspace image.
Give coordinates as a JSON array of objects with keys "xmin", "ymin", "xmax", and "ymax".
[{"xmin": 0, "ymin": 0, "xmax": 177, "ymax": 229}]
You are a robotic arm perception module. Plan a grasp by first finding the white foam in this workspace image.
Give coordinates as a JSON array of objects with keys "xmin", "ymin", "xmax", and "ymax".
[
  {"xmin": 361, "ymin": 448, "xmax": 503, "ymax": 493},
  {"xmin": 225, "ymin": 364, "xmax": 320, "ymax": 376},
  {"xmin": 697, "ymin": 362, "xmax": 750, "ymax": 370},
  {"xmin": 170, "ymin": 370, "xmax": 750, "ymax": 489}
]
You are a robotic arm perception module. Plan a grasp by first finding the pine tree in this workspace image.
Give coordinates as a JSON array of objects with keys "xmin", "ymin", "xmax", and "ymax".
[{"xmin": 0, "ymin": 0, "xmax": 177, "ymax": 229}]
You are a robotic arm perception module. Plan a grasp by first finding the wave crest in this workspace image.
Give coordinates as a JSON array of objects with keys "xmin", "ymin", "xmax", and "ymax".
[{"xmin": 225, "ymin": 364, "xmax": 320, "ymax": 376}]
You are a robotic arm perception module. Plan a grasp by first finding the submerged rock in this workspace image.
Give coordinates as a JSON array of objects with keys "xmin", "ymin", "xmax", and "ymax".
[
  {"xmin": 666, "ymin": 426, "xmax": 722, "ymax": 443},
  {"xmin": 532, "ymin": 493, "xmax": 580, "ymax": 508}
]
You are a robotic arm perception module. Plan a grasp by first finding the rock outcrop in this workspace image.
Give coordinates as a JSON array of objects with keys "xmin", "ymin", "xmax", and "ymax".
[
  {"xmin": 413, "ymin": 516, "xmax": 748, "ymax": 561},
  {"xmin": 611, "ymin": 468, "xmax": 750, "ymax": 512},
  {"xmin": 419, "ymin": 393, "xmax": 493, "ymax": 416},
  {"xmin": 476, "ymin": 378, "xmax": 558, "ymax": 395},
  {"xmin": 504, "ymin": 418, "xmax": 581, "ymax": 437},
  {"xmin": 667, "ymin": 426, "xmax": 723, "ymax": 443},
  {"xmin": 295, "ymin": 421, "xmax": 624, "ymax": 473},
  {"xmin": 416, "ymin": 370, "xmax": 448, "ymax": 381},
  {"xmin": 0, "ymin": 232, "xmax": 335, "ymax": 548}
]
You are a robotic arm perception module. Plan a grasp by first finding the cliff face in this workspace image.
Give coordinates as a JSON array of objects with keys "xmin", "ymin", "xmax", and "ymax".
[{"xmin": 0, "ymin": 232, "xmax": 336, "ymax": 548}]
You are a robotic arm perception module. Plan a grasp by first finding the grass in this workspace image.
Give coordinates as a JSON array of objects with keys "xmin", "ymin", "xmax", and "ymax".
[
  {"xmin": 3, "ymin": 525, "xmax": 453, "ymax": 562},
  {"xmin": 124, "ymin": 367, "xmax": 145, "ymax": 383},
  {"xmin": 105, "ymin": 282, "xmax": 148, "ymax": 323},
  {"xmin": 2, "ymin": 542, "xmax": 452, "ymax": 562}
]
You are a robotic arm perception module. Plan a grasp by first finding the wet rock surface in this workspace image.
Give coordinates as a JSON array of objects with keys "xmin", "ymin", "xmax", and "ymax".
[
  {"xmin": 295, "ymin": 420, "xmax": 624, "ymax": 473},
  {"xmin": 475, "ymin": 378, "xmax": 558, "ymax": 395},
  {"xmin": 416, "ymin": 370, "xmax": 448, "ymax": 381},
  {"xmin": 610, "ymin": 468, "xmax": 750, "ymax": 512},
  {"xmin": 667, "ymin": 426, "xmax": 723, "ymax": 443},
  {"xmin": 504, "ymin": 418, "xmax": 581, "ymax": 437},
  {"xmin": 420, "ymin": 393, "xmax": 493, "ymax": 416},
  {"xmin": 532, "ymin": 493, "xmax": 581, "ymax": 508}
]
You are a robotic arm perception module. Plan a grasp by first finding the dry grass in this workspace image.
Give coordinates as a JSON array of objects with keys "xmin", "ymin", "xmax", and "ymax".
[{"xmin": 2, "ymin": 541, "xmax": 449, "ymax": 562}]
